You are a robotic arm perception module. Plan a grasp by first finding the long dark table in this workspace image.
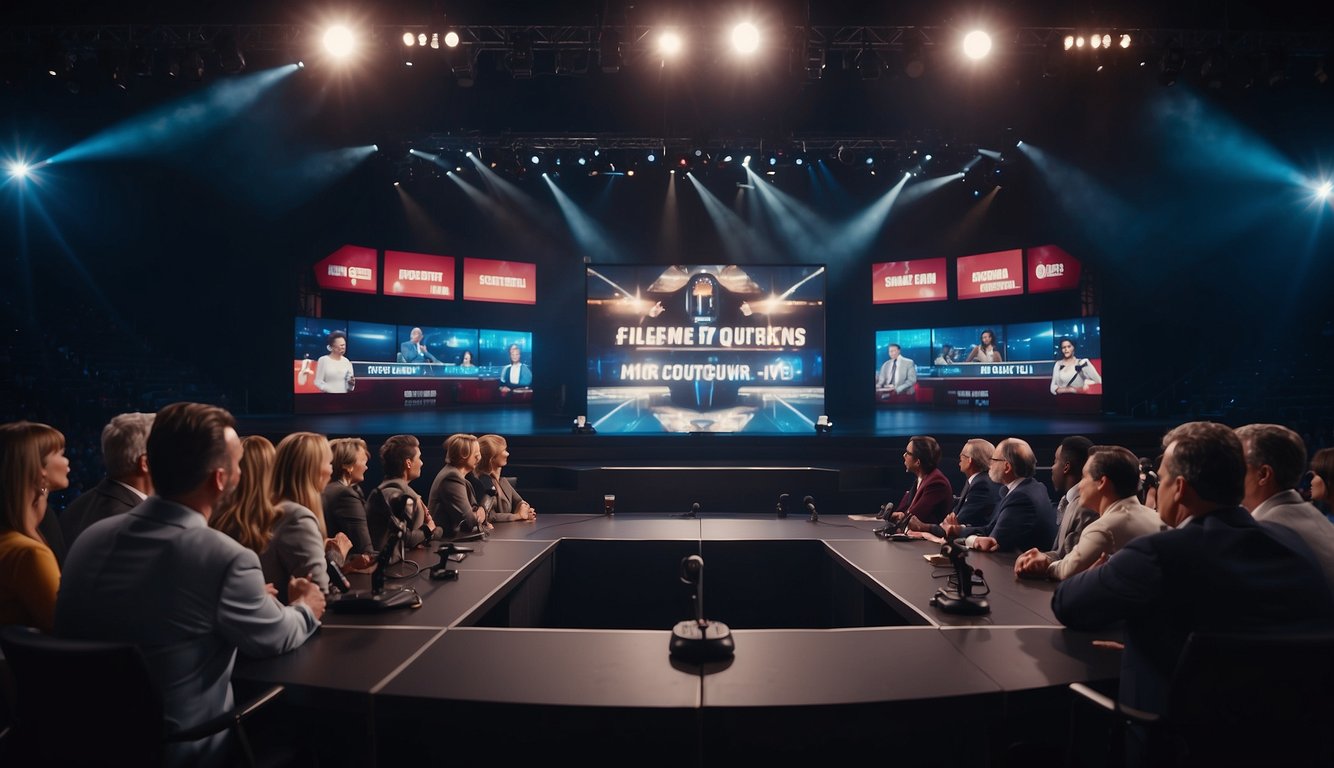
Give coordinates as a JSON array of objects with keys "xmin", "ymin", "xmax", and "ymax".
[{"xmin": 234, "ymin": 515, "xmax": 1122, "ymax": 765}]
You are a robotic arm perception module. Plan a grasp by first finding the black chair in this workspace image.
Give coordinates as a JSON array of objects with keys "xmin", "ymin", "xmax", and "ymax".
[
  {"xmin": 0, "ymin": 625, "xmax": 284, "ymax": 767},
  {"xmin": 1068, "ymin": 630, "xmax": 1334, "ymax": 767}
]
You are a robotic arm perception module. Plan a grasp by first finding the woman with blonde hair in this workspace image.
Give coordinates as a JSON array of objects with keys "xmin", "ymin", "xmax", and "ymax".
[
  {"xmin": 0, "ymin": 421, "xmax": 70, "ymax": 631},
  {"xmin": 472, "ymin": 434, "xmax": 536, "ymax": 523},
  {"xmin": 210, "ymin": 435, "xmax": 279, "ymax": 556},
  {"xmin": 263, "ymin": 432, "xmax": 346, "ymax": 600},
  {"xmin": 427, "ymin": 433, "xmax": 490, "ymax": 535}
]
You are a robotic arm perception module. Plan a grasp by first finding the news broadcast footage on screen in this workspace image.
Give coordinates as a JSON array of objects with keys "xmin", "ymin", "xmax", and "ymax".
[
  {"xmin": 874, "ymin": 318, "xmax": 1102, "ymax": 412},
  {"xmin": 586, "ymin": 264, "xmax": 826, "ymax": 433},
  {"xmin": 293, "ymin": 317, "xmax": 533, "ymax": 413}
]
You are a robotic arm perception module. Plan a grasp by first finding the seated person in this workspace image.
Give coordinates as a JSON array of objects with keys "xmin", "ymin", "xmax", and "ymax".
[
  {"xmin": 400, "ymin": 327, "xmax": 440, "ymax": 364},
  {"xmin": 498, "ymin": 344, "xmax": 533, "ymax": 394},
  {"xmin": 322, "ymin": 437, "xmax": 377, "ymax": 569},
  {"xmin": 943, "ymin": 438, "xmax": 1056, "ymax": 552},
  {"xmin": 889, "ymin": 436, "xmax": 952, "ymax": 526},
  {"xmin": 875, "ymin": 344, "xmax": 916, "ymax": 396},
  {"xmin": 366, "ymin": 434, "xmax": 438, "ymax": 555},
  {"xmin": 470, "ymin": 435, "xmax": 536, "ymax": 523},
  {"xmin": 0, "ymin": 421, "xmax": 69, "ymax": 632},
  {"xmin": 427, "ymin": 434, "xmax": 490, "ymax": 535},
  {"xmin": 1014, "ymin": 446, "xmax": 1164, "ymax": 580}
]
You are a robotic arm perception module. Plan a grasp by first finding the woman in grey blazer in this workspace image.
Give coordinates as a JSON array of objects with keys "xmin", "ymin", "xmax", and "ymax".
[
  {"xmin": 264, "ymin": 432, "xmax": 345, "ymax": 600},
  {"xmin": 472, "ymin": 434, "xmax": 536, "ymax": 523}
]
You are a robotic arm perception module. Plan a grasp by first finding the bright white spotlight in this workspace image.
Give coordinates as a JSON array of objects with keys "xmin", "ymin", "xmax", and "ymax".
[
  {"xmin": 1119, "ymin": 34, "xmax": 1132, "ymax": 49},
  {"xmin": 7, "ymin": 161, "xmax": 30, "ymax": 179},
  {"xmin": 962, "ymin": 30, "xmax": 992, "ymax": 60},
  {"xmin": 444, "ymin": 31, "xmax": 460, "ymax": 48},
  {"xmin": 1064, "ymin": 35, "xmax": 1075, "ymax": 51},
  {"xmin": 1075, "ymin": 36, "xmax": 1085, "ymax": 48},
  {"xmin": 418, "ymin": 33, "xmax": 427, "ymax": 47},
  {"xmin": 403, "ymin": 32, "xmax": 416, "ymax": 47},
  {"xmin": 731, "ymin": 22, "xmax": 760, "ymax": 55},
  {"xmin": 1317, "ymin": 181, "xmax": 1333, "ymax": 200},
  {"xmin": 1102, "ymin": 34, "xmax": 1112, "ymax": 49},
  {"xmin": 323, "ymin": 25, "xmax": 357, "ymax": 59},
  {"xmin": 659, "ymin": 30, "xmax": 683, "ymax": 57},
  {"xmin": 1090, "ymin": 34, "xmax": 1102, "ymax": 50}
]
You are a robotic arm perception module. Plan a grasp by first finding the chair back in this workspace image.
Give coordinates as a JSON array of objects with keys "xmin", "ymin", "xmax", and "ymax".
[{"xmin": 0, "ymin": 625, "xmax": 166, "ymax": 766}]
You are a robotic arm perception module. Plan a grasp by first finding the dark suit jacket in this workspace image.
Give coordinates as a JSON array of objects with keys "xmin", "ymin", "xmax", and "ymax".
[
  {"xmin": 58, "ymin": 477, "xmax": 142, "ymax": 550},
  {"xmin": 427, "ymin": 466, "xmax": 481, "ymax": 535},
  {"xmin": 896, "ymin": 469, "xmax": 953, "ymax": 525},
  {"xmin": 366, "ymin": 478, "xmax": 429, "ymax": 553},
  {"xmin": 1053, "ymin": 506, "xmax": 1334, "ymax": 714},
  {"xmin": 959, "ymin": 476, "xmax": 1056, "ymax": 552},
  {"xmin": 322, "ymin": 481, "xmax": 372, "ymax": 555},
  {"xmin": 953, "ymin": 474, "xmax": 1000, "ymax": 529},
  {"xmin": 400, "ymin": 341, "xmax": 439, "ymax": 364}
]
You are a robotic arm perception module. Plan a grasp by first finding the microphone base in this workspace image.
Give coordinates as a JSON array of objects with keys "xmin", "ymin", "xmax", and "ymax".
[
  {"xmin": 328, "ymin": 586, "xmax": 423, "ymax": 614},
  {"xmin": 669, "ymin": 620, "xmax": 735, "ymax": 663},
  {"xmin": 874, "ymin": 528, "xmax": 911, "ymax": 541},
  {"xmin": 929, "ymin": 590, "xmax": 991, "ymax": 616}
]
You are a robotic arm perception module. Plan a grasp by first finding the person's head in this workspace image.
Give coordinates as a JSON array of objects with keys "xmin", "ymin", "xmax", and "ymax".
[
  {"xmin": 1078, "ymin": 446, "xmax": 1142, "ymax": 514},
  {"xmin": 1309, "ymin": 448, "xmax": 1334, "ymax": 504},
  {"xmin": 903, "ymin": 435, "xmax": 940, "ymax": 475},
  {"xmin": 1157, "ymin": 421, "xmax": 1246, "ymax": 526},
  {"xmin": 940, "ymin": 344, "xmax": 954, "ymax": 359},
  {"xmin": 273, "ymin": 432, "xmax": 333, "ymax": 535},
  {"xmin": 327, "ymin": 331, "xmax": 347, "ymax": 357},
  {"xmin": 461, "ymin": 349, "xmax": 473, "ymax": 365},
  {"xmin": 888, "ymin": 344, "xmax": 901, "ymax": 361},
  {"xmin": 147, "ymin": 403, "xmax": 241, "ymax": 514},
  {"xmin": 0, "ymin": 421, "xmax": 67, "ymax": 536},
  {"xmin": 959, "ymin": 438, "xmax": 995, "ymax": 478},
  {"xmin": 410, "ymin": 327, "xmax": 423, "ymax": 343},
  {"xmin": 1053, "ymin": 435, "xmax": 1093, "ymax": 494},
  {"xmin": 508, "ymin": 344, "xmax": 522, "ymax": 363},
  {"xmin": 445, "ymin": 433, "xmax": 481, "ymax": 472},
  {"xmin": 101, "ymin": 412, "xmax": 155, "ymax": 484},
  {"xmin": 990, "ymin": 438, "xmax": 1036, "ymax": 484},
  {"xmin": 210, "ymin": 435, "xmax": 278, "ymax": 554},
  {"xmin": 477, "ymin": 434, "xmax": 510, "ymax": 475},
  {"xmin": 1235, "ymin": 424, "xmax": 1308, "ymax": 511},
  {"xmin": 330, "ymin": 437, "xmax": 370, "ymax": 485},
  {"xmin": 1058, "ymin": 337, "xmax": 1076, "ymax": 359},
  {"xmin": 980, "ymin": 330, "xmax": 995, "ymax": 348},
  {"xmin": 380, "ymin": 434, "xmax": 422, "ymax": 481}
]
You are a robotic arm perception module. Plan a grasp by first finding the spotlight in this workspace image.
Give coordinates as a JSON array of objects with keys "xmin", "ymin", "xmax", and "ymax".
[
  {"xmin": 795, "ymin": 157, "xmax": 804, "ymax": 166},
  {"xmin": 962, "ymin": 30, "xmax": 992, "ymax": 60},
  {"xmin": 403, "ymin": 32, "xmax": 415, "ymax": 47},
  {"xmin": 1076, "ymin": 36, "xmax": 1086, "ymax": 49},
  {"xmin": 430, "ymin": 33, "xmax": 440, "ymax": 50},
  {"xmin": 1064, "ymin": 35, "xmax": 1075, "ymax": 51},
  {"xmin": 418, "ymin": 33, "xmax": 427, "ymax": 46},
  {"xmin": 731, "ymin": 22, "xmax": 760, "ymax": 55},
  {"xmin": 1119, "ymin": 34, "xmax": 1132, "ymax": 49},
  {"xmin": 659, "ymin": 30, "xmax": 683, "ymax": 58},
  {"xmin": 444, "ymin": 31, "xmax": 460, "ymax": 48},
  {"xmin": 530, "ymin": 155, "xmax": 541, "ymax": 165},
  {"xmin": 323, "ymin": 25, "xmax": 357, "ymax": 59},
  {"xmin": 1316, "ymin": 181, "xmax": 1332, "ymax": 200},
  {"xmin": 7, "ymin": 161, "xmax": 30, "ymax": 179},
  {"xmin": 647, "ymin": 152, "xmax": 656, "ymax": 163}
]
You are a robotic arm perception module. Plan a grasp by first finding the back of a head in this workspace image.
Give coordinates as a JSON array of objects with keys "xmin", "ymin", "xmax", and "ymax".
[
  {"xmin": 273, "ymin": 432, "xmax": 329, "ymax": 521},
  {"xmin": 1087, "ymin": 446, "xmax": 1142, "ymax": 500},
  {"xmin": 0, "ymin": 421, "xmax": 66, "ymax": 533},
  {"xmin": 1163, "ymin": 421, "xmax": 1246, "ymax": 508},
  {"xmin": 146, "ymin": 403, "xmax": 235, "ymax": 500},
  {"xmin": 444, "ymin": 433, "xmax": 478, "ymax": 468},
  {"xmin": 211, "ymin": 435, "xmax": 278, "ymax": 553},
  {"xmin": 1001, "ymin": 438, "xmax": 1037, "ymax": 478},
  {"xmin": 1235, "ymin": 423, "xmax": 1307, "ymax": 492},
  {"xmin": 1059, "ymin": 435, "xmax": 1094, "ymax": 477},
  {"xmin": 101, "ymin": 412, "xmax": 155, "ymax": 479}
]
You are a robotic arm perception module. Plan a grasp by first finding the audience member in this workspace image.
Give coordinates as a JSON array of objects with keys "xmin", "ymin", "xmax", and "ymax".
[
  {"xmin": 56, "ymin": 403, "xmax": 324, "ymax": 767},
  {"xmin": 471, "ymin": 434, "xmax": 536, "ymax": 522},
  {"xmin": 323, "ymin": 437, "xmax": 377, "ymax": 569},
  {"xmin": 1311, "ymin": 447, "xmax": 1334, "ymax": 517},
  {"xmin": 0, "ymin": 421, "xmax": 69, "ymax": 632},
  {"xmin": 1237, "ymin": 424, "xmax": 1334, "ymax": 597},
  {"xmin": 264, "ymin": 432, "xmax": 340, "ymax": 600},
  {"xmin": 888, "ymin": 435, "xmax": 952, "ymax": 526},
  {"xmin": 1015, "ymin": 446, "xmax": 1163, "ymax": 580},
  {"xmin": 1046, "ymin": 436, "xmax": 1097, "ymax": 559},
  {"xmin": 60, "ymin": 412, "xmax": 155, "ymax": 546},
  {"xmin": 916, "ymin": 439, "xmax": 1000, "ymax": 537},
  {"xmin": 1052, "ymin": 421, "xmax": 1334, "ymax": 718},
  {"xmin": 366, "ymin": 434, "xmax": 436, "ymax": 555},
  {"xmin": 428, "ymin": 433, "xmax": 490, "ymax": 535},
  {"xmin": 944, "ymin": 438, "xmax": 1056, "ymax": 552},
  {"xmin": 209, "ymin": 435, "xmax": 279, "ymax": 557}
]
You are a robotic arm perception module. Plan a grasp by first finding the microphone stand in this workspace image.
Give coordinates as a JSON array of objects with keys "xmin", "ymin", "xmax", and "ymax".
[
  {"xmin": 928, "ymin": 540, "xmax": 990, "ymax": 615},
  {"xmin": 669, "ymin": 555, "xmax": 735, "ymax": 663},
  {"xmin": 329, "ymin": 518, "xmax": 424, "ymax": 613}
]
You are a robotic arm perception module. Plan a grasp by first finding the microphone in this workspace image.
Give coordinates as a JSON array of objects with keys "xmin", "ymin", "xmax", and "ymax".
[
  {"xmin": 776, "ymin": 493, "xmax": 789, "ymax": 519},
  {"xmin": 804, "ymin": 495, "xmax": 818, "ymax": 522},
  {"xmin": 326, "ymin": 557, "xmax": 350, "ymax": 593},
  {"xmin": 685, "ymin": 502, "xmax": 701, "ymax": 519}
]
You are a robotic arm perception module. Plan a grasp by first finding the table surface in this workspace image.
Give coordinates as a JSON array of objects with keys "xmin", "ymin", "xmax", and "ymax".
[{"xmin": 236, "ymin": 514, "xmax": 1122, "ymax": 710}]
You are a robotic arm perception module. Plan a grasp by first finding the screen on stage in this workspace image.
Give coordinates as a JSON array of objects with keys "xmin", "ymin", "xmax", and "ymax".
[
  {"xmin": 293, "ymin": 317, "xmax": 533, "ymax": 413},
  {"xmin": 587, "ymin": 264, "xmax": 826, "ymax": 433},
  {"xmin": 873, "ymin": 317, "xmax": 1102, "ymax": 411}
]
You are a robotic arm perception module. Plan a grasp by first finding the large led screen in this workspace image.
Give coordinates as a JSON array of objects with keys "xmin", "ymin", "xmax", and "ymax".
[{"xmin": 587, "ymin": 265, "xmax": 826, "ymax": 433}]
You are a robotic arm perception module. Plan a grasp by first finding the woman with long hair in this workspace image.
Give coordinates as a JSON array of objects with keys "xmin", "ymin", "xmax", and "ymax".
[
  {"xmin": 263, "ymin": 432, "xmax": 339, "ymax": 600},
  {"xmin": 0, "ymin": 421, "xmax": 70, "ymax": 631},
  {"xmin": 427, "ymin": 433, "xmax": 490, "ymax": 535},
  {"xmin": 210, "ymin": 435, "xmax": 279, "ymax": 556},
  {"xmin": 472, "ymin": 435, "xmax": 536, "ymax": 523},
  {"xmin": 1050, "ymin": 337, "xmax": 1103, "ymax": 394},
  {"xmin": 965, "ymin": 329, "xmax": 1003, "ymax": 363}
]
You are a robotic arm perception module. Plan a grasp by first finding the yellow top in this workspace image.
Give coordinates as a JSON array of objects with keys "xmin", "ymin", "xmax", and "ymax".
[{"xmin": 0, "ymin": 528, "xmax": 60, "ymax": 632}]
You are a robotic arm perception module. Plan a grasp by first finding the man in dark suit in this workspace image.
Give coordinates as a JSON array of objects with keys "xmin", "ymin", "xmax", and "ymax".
[
  {"xmin": 59, "ymin": 412, "xmax": 155, "ymax": 547},
  {"xmin": 1053, "ymin": 421, "xmax": 1334, "ymax": 716},
  {"xmin": 913, "ymin": 438, "xmax": 999, "ymax": 536},
  {"xmin": 944, "ymin": 437, "xmax": 1056, "ymax": 552}
]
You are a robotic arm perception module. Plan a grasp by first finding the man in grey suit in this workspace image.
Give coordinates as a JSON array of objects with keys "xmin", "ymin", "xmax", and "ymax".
[
  {"xmin": 56, "ymin": 403, "xmax": 325, "ymax": 767},
  {"xmin": 1238, "ymin": 423, "xmax": 1334, "ymax": 597},
  {"xmin": 875, "ymin": 344, "xmax": 917, "ymax": 396},
  {"xmin": 60, "ymin": 412, "xmax": 155, "ymax": 546},
  {"xmin": 1045, "ymin": 435, "xmax": 1097, "ymax": 560}
]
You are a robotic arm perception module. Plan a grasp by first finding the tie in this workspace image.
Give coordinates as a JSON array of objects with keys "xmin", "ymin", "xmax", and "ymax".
[
  {"xmin": 890, "ymin": 360, "xmax": 898, "ymax": 384},
  {"xmin": 1057, "ymin": 495, "xmax": 1069, "ymax": 520}
]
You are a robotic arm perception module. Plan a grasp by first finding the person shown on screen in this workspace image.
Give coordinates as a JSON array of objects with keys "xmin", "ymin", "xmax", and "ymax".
[
  {"xmin": 1051, "ymin": 337, "xmax": 1102, "ymax": 394},
  {"xmin": 400, "ymin": 327, "xmax": 440, "ymax": 364},
  {"xmin": 459, "ymin": 349, "xmax": 476, "ymax": 368},
  {"xmin": 933, "ymin": 345, "xmax": 957, "ymax": 366},
  {"xmin": 498, "ymin": 344, "xmax": 533, "ymax": 394},
  {"xmin": 964, "ymin": 329, "xmax": 1003, "ymax": 363},
  {"xmin": 875, "ymin": 344, "xmax": 916, "ymax": 395},
  {"xmin": 315, "ymin": 331, "xmax": 355, "ymax": 393}
]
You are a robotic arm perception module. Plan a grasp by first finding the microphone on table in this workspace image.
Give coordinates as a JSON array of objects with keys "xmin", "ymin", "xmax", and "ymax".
[
  {"xmin": 804, "ymin": 495, "xmax": 818, "ymax": 522},
  {"xmin": 776, "ymin": 493, "xmax": 789, "ymax": 519},
  {"xmin": 684, "ymin": 502, "xmax": 701, "ymax": 519},
  {"xmin": 326, "ymin": 557, "xmax": 350, "ymax": 593}
]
